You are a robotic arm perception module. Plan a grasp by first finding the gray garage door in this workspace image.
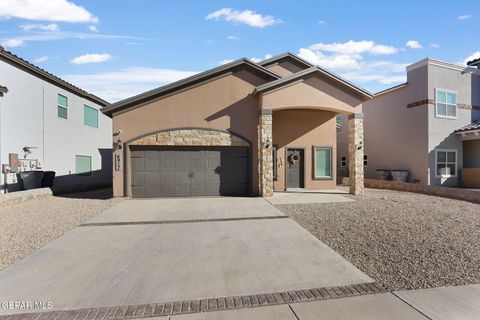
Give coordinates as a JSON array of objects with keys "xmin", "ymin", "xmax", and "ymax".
[{"xmin": 130, "ymin": 146, "xmax": 249, "ymax": 198}]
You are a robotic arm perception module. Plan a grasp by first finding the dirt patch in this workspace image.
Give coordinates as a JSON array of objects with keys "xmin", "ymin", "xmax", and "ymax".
[{"xmin": 276, "ymin": 188, "xmax": 480, "ymax": 291}]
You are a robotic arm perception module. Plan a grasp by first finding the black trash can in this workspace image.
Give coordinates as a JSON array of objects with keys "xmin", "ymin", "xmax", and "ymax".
[
  {"xmin": 18, "ymin": 171, "xmax": 45, "ymax": 190},
  {"xmin": 41, "ymin": 171, "xmax": 56, "ymax": 188}
]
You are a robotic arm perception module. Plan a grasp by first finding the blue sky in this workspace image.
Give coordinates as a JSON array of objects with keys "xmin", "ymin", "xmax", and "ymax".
[{"xmin": 1, "ymin": 0, "xmax": 479, "ymax": 102}]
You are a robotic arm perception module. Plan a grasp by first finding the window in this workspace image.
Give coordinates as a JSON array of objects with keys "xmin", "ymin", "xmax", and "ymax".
[
  {"xmin": 84, "ymin": 105, "xmax": 99, "ymax": 128},
  {"xmin": 313, "ymin": 147, "xmax": 332, "ymax": 179},
  {"xmin": 75, "ymin": 155, "xmax": 92, "ymax": 176},
  {"xmin": 435, "ymin": 149, "xmax": 457, "ymax": 177},
  {"xmin": 364, "ymin": 154, "xmax": 368, "ymax": 167},
  {"xmin": 436, "ymin": 89, "xmax": 457, "ymax": 119},
  {"xmin": 57, "ymin": 94, "xmax": 68, "ymax": 119},
  {"xmin": 336, "ymin": 115, "xmax": 343, "ymax": 132},
  {"xmin": 340, "ymin": 156, "xmax": 347, "ymax": 167}
]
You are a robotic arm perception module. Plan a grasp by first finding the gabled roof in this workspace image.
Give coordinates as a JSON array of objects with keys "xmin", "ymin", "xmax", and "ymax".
[
  {"xmin": 254, "ymin": 66, "xmax": 373, "ymax": 100},
  {"xmin": 455, "ymin": 121, "xmax": 480, "ymax": 133},
  {"xmin": 374, "ymin": 83, "xmax": 408, "ymax": 97},
  {"xmin": 258, "ymin": 52, "xmax": 314, "ymax": 69},
  {"xmin": 102, "ymin": 58, "xmax": 280, "ymax": 117},
  {"xmin": 0, "ymin": 46, "xmax": 109, "ymax": 106},
  {"xmin": 468, "ymin": 57, "xmax": 480, "ymax": 67}
]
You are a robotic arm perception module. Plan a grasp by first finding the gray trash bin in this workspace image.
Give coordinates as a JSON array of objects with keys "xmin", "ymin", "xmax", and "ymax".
[
  {"xmin": 391, "ymin": 170, "xmax": 409, "ymax": 182},
  {"xmin": 375, "ymin": 169, "xmax": 391, "ymax": 180}
]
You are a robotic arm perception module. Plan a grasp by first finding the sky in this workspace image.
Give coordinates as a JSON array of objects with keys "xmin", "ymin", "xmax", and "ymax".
[{"xmin": 0, "ymin": 0, "xmax": 479, "ymax": 102}]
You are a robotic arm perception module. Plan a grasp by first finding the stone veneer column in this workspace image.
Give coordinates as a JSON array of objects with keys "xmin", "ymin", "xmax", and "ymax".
[
  {"xmin": 259, "ymin": 109, "xmax": 273, "ymax": 197},
  {"xmin": 348, "ymin": 113, "xmax": 364, "ymax": 195}
]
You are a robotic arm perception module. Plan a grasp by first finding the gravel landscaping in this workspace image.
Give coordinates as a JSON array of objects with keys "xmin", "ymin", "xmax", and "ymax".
[
  {"xmin": 0, "ymin": 188, "xmax": 120, "ymax": 271},
  {"xmin": 276, "ymin": 188, "xmax": 480, "ymax": 291}
]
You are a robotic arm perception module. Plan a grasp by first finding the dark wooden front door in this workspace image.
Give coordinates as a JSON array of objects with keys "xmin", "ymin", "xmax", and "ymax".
[{"xmin": 286, "ymin": 148, "xmax": 304, "ymax": 188}]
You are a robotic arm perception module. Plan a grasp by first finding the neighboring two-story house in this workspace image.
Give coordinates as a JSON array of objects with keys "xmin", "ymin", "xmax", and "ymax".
[
  {"xmin": 338, "ymin": 58, "xmax": 480, "ymax": 187},
  {"xmin": 0, "ymin": 47, "xmax": 112, "ymax": 193}
]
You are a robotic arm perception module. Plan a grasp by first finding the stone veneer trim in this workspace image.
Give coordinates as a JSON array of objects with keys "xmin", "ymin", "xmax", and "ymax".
[
  {"xmin": 129, "ymin": 128, "xmax": 250, "ymax": 147},
  {"xmin": 407, "ymin": 99, "xmax": 480, "ymax": 110}
]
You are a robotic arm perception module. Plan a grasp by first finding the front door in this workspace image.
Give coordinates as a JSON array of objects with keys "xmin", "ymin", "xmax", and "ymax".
[{"xmin": 286, "ymin": 148, "xmax": 304, "ymax": 189}]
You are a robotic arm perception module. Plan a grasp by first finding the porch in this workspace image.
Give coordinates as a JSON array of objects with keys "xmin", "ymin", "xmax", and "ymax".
[
  {"xmin": 255, "ymin": 66, "xmax": 372, "ymax": 197},
  {"xmin": 455, "ymin": 121, "xmax": 480, "ymax": 188}
]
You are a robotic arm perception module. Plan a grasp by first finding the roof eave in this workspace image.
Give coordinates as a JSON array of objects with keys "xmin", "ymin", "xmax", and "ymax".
[
  {"xmin": 0, "ymin": 47, "xmax": 109, "ymax": 106},
  {"xmin": 101, "ymin": 58, "xmax": 280, "ymax": 117},
  {"xmin": 257, "ymin": 52, "xmax": 314, "ymax": 69},
  {"xmin": 255, "ymin": 66, "xmax": 373, "ymax": 100}
]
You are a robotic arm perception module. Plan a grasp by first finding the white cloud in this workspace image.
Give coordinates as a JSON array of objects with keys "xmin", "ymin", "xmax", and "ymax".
[
  {"xmin": 1, "ymin": 39, "xmax": 25, "ymax": 48},
  {"xmin": 462, "ymin": 51, "xmax": 480, "ymax": 65},
  {"xmin": 297, "ymin": 40, "xmax": 408, "ymax": 91},
  {"xmin": 70, "ymin": 53, "xmax": 112, "ymax": 64},
  {"xmin": 298, "ymin": 48, "xmax": 361, "ymax": 70},
  {"xmin": 206, "ymin": 8, "xmax": 281, "ymax": 28},
  {"xmin": 20, "ymin": 23, "xmax": 59, "ymax": 31},
  {"xmin": 406, "ymin": 40, "xmax": 422, "ymax": 49},
  {"xmin": 219, "ymin": 59, "xmax": 235, "ymax": 65},
  {"xmin": 63, "ymin": 67, "xmax": 198, "ymax": 102},
  {"xmin": 250, "ymin": 53, "xmax": 272, "ymax": 63},
  {"xmin": 318, "ymin": 20, "xmax": 325, "ymax": 24},
  {"xmin": 33, "ymin": 55, "xmax": 49, "ymax": 63},
  {"xmin": 0, "ymin": 0, "xmax": 98, "ymax": 23},
  {"xmin": 309, "ymin": 40, "xmax": 398, "ymax": 55},
  {"xmin": 457, "ymin": 15, "xmax": 472, "ymax": 20},
  {"xmin": 226, "ymin": 35, "xmax": 238, "ymax": 40},
  {"xmin": 88, "ymin": 25, "xmax": 98, "ymax": 32},
  {"xmin": 429, "ymin": 43, "xmax": 440, "ymax": 48}
]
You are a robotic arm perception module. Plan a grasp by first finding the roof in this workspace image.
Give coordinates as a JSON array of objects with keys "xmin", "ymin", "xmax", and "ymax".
[
  {"xmin": 467, "ymin": 57, "xmax": 480, "ymax": 67},
  {"xmin": 0, "ymin": 46, "xmax": 109, "ymax": 107},
  {"xmin": 258, "ymin": 52, "xmax": 314, "ymax": 69},
  {"xmin": 374, "ymin": 83, "xmax": 408, "ymax": 97},
  {"xmin": 254, "ymin": 66, "xmax": 373, "ymax": 100},
  {"xmin": 101, "ymin": 58, "xmax": 280, "ymax": 117},
  {"xmin": 407, "ymin": 57, "xmax": 480, "ymax": 75},
  {"xmin": 455, "ymin": 121, "xmax": 480, "ymax": 133}
]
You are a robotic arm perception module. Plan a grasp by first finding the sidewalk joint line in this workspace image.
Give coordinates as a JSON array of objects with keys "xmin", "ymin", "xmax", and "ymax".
[{"xmin": 391, "ymin": 292, "xmax": 433, "ymax": 320}]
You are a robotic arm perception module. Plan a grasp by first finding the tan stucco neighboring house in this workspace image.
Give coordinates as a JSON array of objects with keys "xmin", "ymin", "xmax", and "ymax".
[
  {"xmin": 102, "ymin": 53, "xmax": 371, "ymax": 198},
  {"xmin": 337, "ymin": 57, "xmax": 480, "ymax": 188}
]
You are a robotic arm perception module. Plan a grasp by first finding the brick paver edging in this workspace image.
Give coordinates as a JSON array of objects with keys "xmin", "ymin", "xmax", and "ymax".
[
  {"xmin": 80, "ymin": 215, "xmax": 289, "ymax": 227},
  {"xmin": 0, "ymin": 282, "xmax": 385, "ymax": 320}
]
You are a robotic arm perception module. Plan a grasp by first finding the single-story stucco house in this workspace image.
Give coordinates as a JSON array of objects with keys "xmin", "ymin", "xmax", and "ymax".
[{"xmin": 102, "ymin": 53, "xmax": 371, "ymax": 198}]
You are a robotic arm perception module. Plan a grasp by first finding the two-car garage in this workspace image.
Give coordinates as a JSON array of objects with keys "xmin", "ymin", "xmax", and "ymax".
[{"xmin": 130, "ymin": 146, "xmax": 250, "ymax": 198}]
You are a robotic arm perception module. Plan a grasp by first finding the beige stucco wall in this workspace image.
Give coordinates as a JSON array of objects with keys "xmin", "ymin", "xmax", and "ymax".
[
  {"xmin": 272, "ymin": 109, "xmax": 337, "ymax": 190},
  {"xmin": 261, "ymin": 74, "xmax": 363, "ymax": 114},
  {"xmin": 361, "ymin": 66, "xmax": 429, "ymax": 184},
  {"xmin": 265, "ymin": 60, "xmax": 307, "ymax": 77},
  {"xmin": 112, "ymin": 69, "xmax": 268, "ymax": 197}
]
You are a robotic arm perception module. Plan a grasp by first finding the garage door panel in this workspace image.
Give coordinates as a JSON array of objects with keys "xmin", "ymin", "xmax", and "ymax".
[{"xmin": 130, "ymin": 146, "xmax": 249, "ymax": 197}]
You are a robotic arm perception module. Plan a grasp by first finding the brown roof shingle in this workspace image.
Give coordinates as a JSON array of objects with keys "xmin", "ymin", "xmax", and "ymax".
[{"xmin": 455, "ymin": 121, "xmax": 480, "ymax": 133}]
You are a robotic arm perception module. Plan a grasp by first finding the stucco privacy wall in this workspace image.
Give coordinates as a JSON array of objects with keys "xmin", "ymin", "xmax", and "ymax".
[
  {"xmin": 112, "ymin": 68, "xmax": 269, "ymax": 197},
  {"xmin": 426, "ymin": 63, "xmax": 480, "ymax": 187},
  {"xmin": 273, "ymin": 109, "xmax": 337, "ymax": 190},
  {"xmin": 361, "ymin": 66, "xmax": 429, "ymax": 184}
]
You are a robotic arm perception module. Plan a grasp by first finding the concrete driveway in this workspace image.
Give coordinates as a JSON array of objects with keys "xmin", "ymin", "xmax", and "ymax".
[{"xmin": 0, "ymin": 197, "xmax": 372, "ymax": 317}]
